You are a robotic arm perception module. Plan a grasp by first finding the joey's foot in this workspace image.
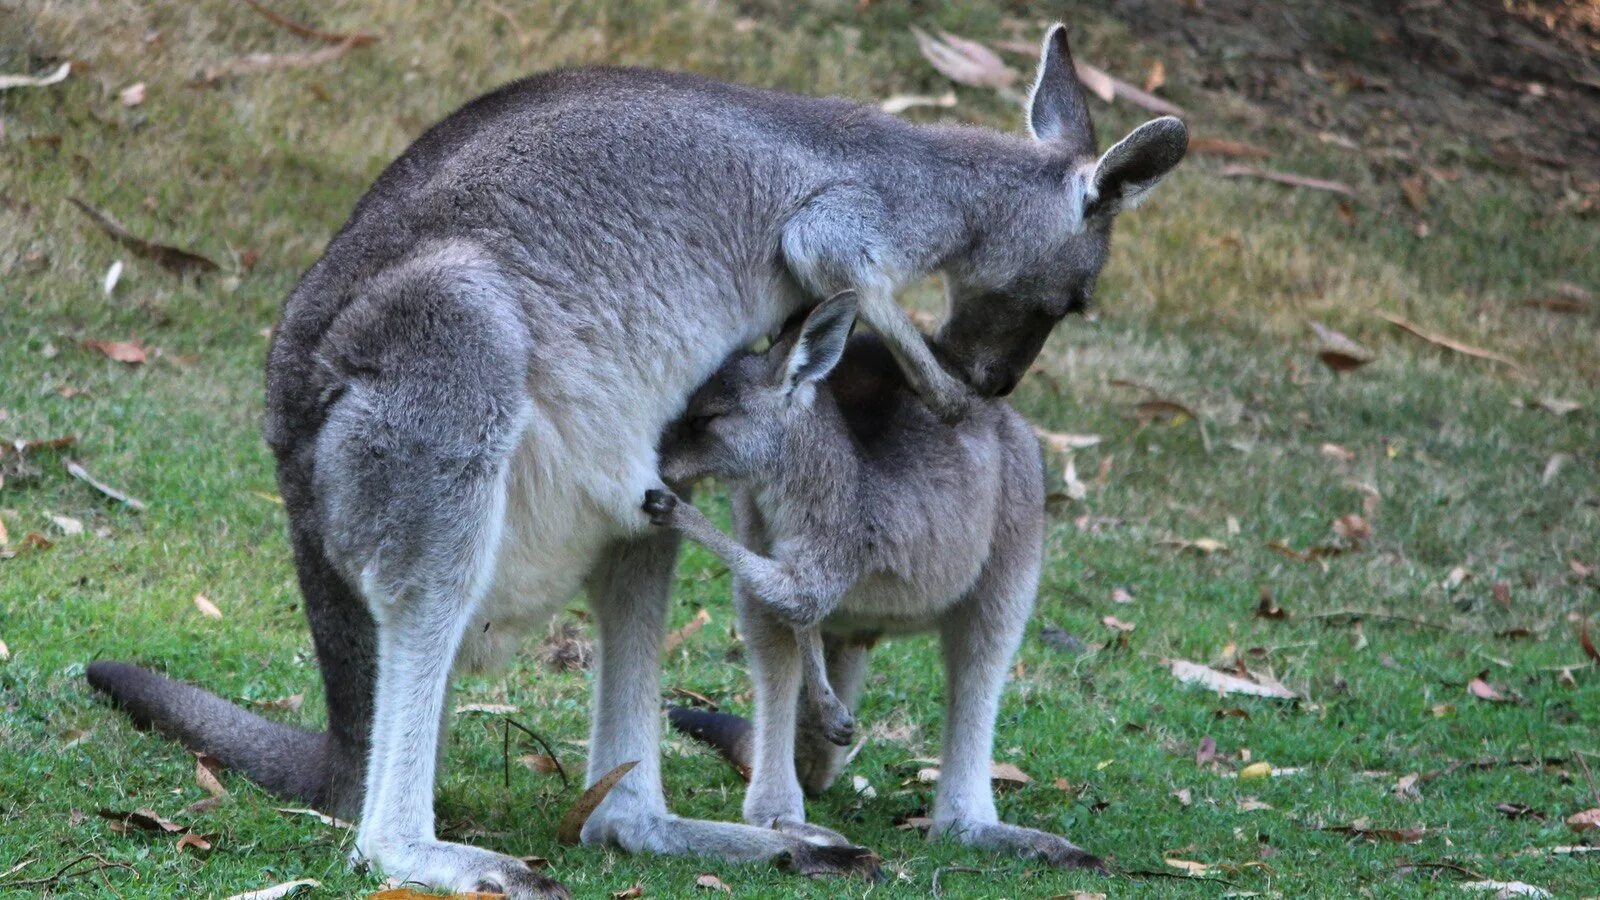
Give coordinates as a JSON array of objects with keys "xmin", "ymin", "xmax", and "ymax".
[
  {"xmin": 642, "ymin": 489, "xmax": 678, "ymax": 527},
  {"xmin": 779, "ymin": 841, "xmax": 884, "ymax": 880},
  {"xmin": 356, "ymin": 839, "xmax": 570, "ymax": 899},
  {"xmin": 934, "ymin": 821, "xmax": 1106, "ymax": 871}
]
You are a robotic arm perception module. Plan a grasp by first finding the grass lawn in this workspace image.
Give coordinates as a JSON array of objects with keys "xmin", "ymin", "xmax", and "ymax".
[{"xmin": 3, "ymin": 1, "xmax": 1598, "ymax": 897}]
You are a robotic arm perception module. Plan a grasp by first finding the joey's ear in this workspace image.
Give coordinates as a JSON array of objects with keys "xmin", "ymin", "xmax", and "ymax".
[
  {"xmin": 1084, "ymin": 116, "xmax": 1188, "ymax": 218},
  {"xmin": 1027, "ymin": 24, "xmax": 1095, "ymax": 157},
  {"xmin": 781, "ymin": 291, "xmax": 857, "ymax": 394}
]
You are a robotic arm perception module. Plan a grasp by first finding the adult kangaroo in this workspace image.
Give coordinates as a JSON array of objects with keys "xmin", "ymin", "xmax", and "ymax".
[{"xmin": 85, "ymin": 25, "xmax": 1185, "ymax": 898}]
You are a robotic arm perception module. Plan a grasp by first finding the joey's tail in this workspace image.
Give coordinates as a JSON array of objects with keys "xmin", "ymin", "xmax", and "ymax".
[
  {"xmin": 86, "ymin": 661, "xmax": 330, "ymax": 809},
  {"xmin": 667, "ymin": 706, "xmax": 754, "ymax": 780}
]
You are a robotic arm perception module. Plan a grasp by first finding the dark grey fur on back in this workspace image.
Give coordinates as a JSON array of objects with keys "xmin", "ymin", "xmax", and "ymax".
[{"xmin": 86, "ymin": 26, "xmax": 1181, "ymax": 897}]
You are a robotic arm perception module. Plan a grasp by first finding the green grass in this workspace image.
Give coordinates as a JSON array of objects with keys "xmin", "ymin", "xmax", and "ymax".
[{"xmin": 3, "ymin": 1, "xmax": 1598, "ymax": 897}]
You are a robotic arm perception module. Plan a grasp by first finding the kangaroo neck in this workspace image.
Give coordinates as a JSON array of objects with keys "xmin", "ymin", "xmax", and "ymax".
[{"xmin": 757, "ymin": 389, "xmax": 860, "ymax": 545}]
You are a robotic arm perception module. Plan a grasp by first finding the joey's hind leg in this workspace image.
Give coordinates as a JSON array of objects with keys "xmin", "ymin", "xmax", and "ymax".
[
  {"xmin": 930, "ymin": 584, "xmax": 1104, "ymax": 871},
  {"xmin": 795, "ymin": 635, "xmax": 871, "ymax": 796},
  {"xmin": 796, "ymin": 626, "xmax": 854, "ymax": 747},
  {"xmin": 579, "ymin": 531, "xmax": 878, "ymax": 877}
]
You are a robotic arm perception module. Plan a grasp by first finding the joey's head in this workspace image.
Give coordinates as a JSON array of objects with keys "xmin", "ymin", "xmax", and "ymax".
[
  {"xmin": 658, "ymin": 292, "xmax": 857, "ymax": 485},
  {"xmin": 935, "ymin": 24, "xmax": 1188, "ymax": 398}
]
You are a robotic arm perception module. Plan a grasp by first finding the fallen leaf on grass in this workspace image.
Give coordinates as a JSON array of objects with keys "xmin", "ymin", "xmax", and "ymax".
[
  {"xmin": 1578, "ymin": 619, "xmax": 1600, "ymax": 664},
  {"xmin": 1217, "ymin": 165, "xmax": 1355, "ymax": 197},
  {"xmin": 695, "ymin": 872, "xmax": 732, "ymax": 893},
  {"xmin": 1255, "ymin": 590, "xmax": 1288, "ymax": 620},
  {"xmin": 880, "ymin": 91, "xmax": 956, "ymax": 114},
  {"xmin": 1310, "ymin": 322, "xmax": 1373, "ymax": 372},
  {"xmin": 0, "ymin": 62, "xmax": 70, "ymax": 91},
  {"xmin": 612, "ymin": 887, "xmax": 645, "ymax": 900},
  {"xmin": 1566, "ymin": 808, "xmax": 1600, "ymax": 833},
  {"xmin": 1164, "ymin": 858, "xmax": 1210, "ymax": 876},
  {"xmin": 49, "ymin": 513, "xmax": 83, "ymax": 536},
  {"xmin": 1494, "ymin": 802, "xmax": 1542, "ymax": 820},
  {"xmin": 275, "ymin": 807, "xmax": 352, "ymax": 829},
  {"xmin": 66, "ymin": 460, "xmax": 146, "ymax": 510},
  {"xmin": 911, "ymin": 28, "xmax": 1017, "ymax": 90},
  {"xmin": 1399, "ymin": 175, "xmax": 1427, "ymax": 213},
  {"xmin": 175, "ymin": 832, "xmax": 212, "ymax": 853},
  {"xmin": 103, "ymin": 260, "xmax": 123, "ymax": 295},
  {"xmin": 1143, "ymin": 59, "xmax": 1166, "ymax": 93},
  {"xmin": 1188, "ymin": 136, "xmax": 1272, "ymax": 159},
  {"xmin": 98, "ymin": 807, "xmax": 184, "ymax": 834},
  {"xmin": 1460, "ymin": 882, "xmax": 1552, "ymax": 898},
  {"xmin": 1530, "ymin": 397, "xmax": 1582, "ymax": 416},
  {"xmin": 1238, "ymin": 796, "xmax": 1273, "ymax": 811},
  {"xmin": 119, "ymin": 81, "xmax": 145, "ymax": 106},
  {"xmin": 1161, "ymin": 537, "xmax": 1228, "ymax": 555},
  {"xmin": 1320, "ymin": 818, "xmax": 1425, "ymax": 843},
  {"xmin": 455, "ymin": 702, "xmax": 519, "ymax": 715},
  {"xmin": 82, "ymin": 339, "xmax": 147, "ymax": 364},
  {"xmin": 521, "ymin": 754, "xmax": 562, "ymax": 774},
  {"xmin": 224, "ymin": 880, "xmax": 320, "ymax": 900},
  {"xmin": 69, "ymin": 198, "xmax": 219, "ymax": 274},
  {"xmin": 239, "ymin": 0, "xmax": 379, "ymax": 46},
  {"xmin": 1035, "ymin": 428, "xmax": 1102, "ymax": 452},
  {"xmin": 1468, "ymin": 673, "xmax": 1515, "ymax": 704},
  {"xmin": 193, "ymin": 594, "xmax": 222, "ymax": 620},
  {"xmin": 1392, "ymin": 773, "xmax": 1421, "ymax": 801},
  {"xmin": 1076, "ymin": 61, "xmax": 1185, "ymax": 116},
  {"xmin": 1376, "ymin": 312, "xmax": 1520, "ymax": 370},
  {"xmin": 250, "ymin": 693, "xmax": 304, "ymax": 712},
  {"xmin": 196, "ymin": 754, "xmax": 227, "ymax": 797},
  {"xmin": 664, "ymin": 608, "xmax": 711, "ymax": 653},
  {"xmin": 0, "ymin": 637, "xmax": 8, "ymax": 660},
  {"xmin": 1238, "ymin": 762, "xmax": 1273, "ymax": 781},
  {"xmin": 1102, "ymin": 615, "xmax": 1135, "ymax": 633},
  {"xmin": 558, "ymin": 760, "xmax": 638, "ymax": 844},
  {"xmin": 990, "ymin": 761, "xmax": 1033, "ymax": 786},
  {"xmin": 1168, "ymin": 659, "xmax": 1296, "ymax": 699},
  {"xmin": 201, "ymin": 40, "xmax": 361, "ymax": 84}
]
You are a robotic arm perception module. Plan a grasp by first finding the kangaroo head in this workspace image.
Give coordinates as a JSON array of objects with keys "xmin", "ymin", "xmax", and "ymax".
[
  {"xmin": 659, "ymin": 292, "xmax": 857, "ymax": 484},
  {"xmin": 934, "ymin": 24, "xmax": 1188, "ymax": 398}
]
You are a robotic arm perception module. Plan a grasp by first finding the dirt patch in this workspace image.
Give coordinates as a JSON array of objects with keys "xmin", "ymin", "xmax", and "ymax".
[{"xmin": 1109, "ymin": 0, "xmax": 1600, "ymax": 176}]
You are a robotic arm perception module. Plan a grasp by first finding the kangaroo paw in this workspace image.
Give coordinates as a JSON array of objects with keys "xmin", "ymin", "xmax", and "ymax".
[{"xmin": 641, "ymin": 489, "xmax": 678, "ymax": 526}]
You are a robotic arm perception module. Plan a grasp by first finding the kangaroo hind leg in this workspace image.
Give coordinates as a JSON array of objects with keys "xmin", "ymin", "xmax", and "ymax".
[{"xmin": 315, "ymin": 257, "xmax": 567, "ymax": 899}]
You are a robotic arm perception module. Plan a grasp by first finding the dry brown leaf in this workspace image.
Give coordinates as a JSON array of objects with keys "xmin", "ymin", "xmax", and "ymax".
[
  {"xmin": 1393, "ymin": 772, "xmax": 1421, "ymax": 801},
  {"xmin": 196, "ymin": 754, "xmax": 227, "ymax": 797},
  {"xmin": 612, "ymin": 887, "xmax": 645, "ymax": 900},
  {"xmin": 879, "ymin": 91, "xmax": 956, "ymax": 115},
  {"xmin": 1143, "ymin": 59, "xmax": 1166, "ymax": 93},
  {"xmin": 521, "ymin": 754, "xmax": 562, "ymax": 775},
  {"xmin": 1532, "ymin": 397, "xmax": 1582, "ymax": 416},
  {"xmin": 1168, "ymin": 659, "xmax": 1296, "ymax": 699},
  {"xmin": 1161, "ymin": 537, "xmax": 1228, "ymax": 555},
  {"xmin": 694, "ymin": 872, "xmax": 732, "ymax": 893},
  {"xmin": 1399, "ymin": 175, "xmax": 1428, "ymax": 213},
  {"xmin": 194, "ymin": 594, "xmax": 222, "ymax": 620},
  {"xmin": 990, "ymin": 761, "xmax": 1033, "ymax": 786},
  {"xmin": 202, "ymin": 40, "xmax": 360, "ymax": 84},
  {"xmin": 239, "ymin": 0, "xmax": 379, "ymax": 46},
  {"xmin": 69, "ymin": 460, "xmax": 148, "ymax": 510},
  {"xmin": 225, "ymin": 881, "xmax": 321, "ymax": 900},
  {"xmin": 119, "ymin": 82, "xmax": 145, "ymax": 106},
  {"xmin": 82, "ymin": 339, "xmax": 148, "ymax": 365},
  {"xmin": 1492, "ymin": 581, "xmax": 1512, "ymax": 610},
  {"xmin": 1459, "ymin": 881, "xmax": 1552, "ymax": 898},
  {"xmin": 455, "ymin": 702, "xmax": 519, "ymax": 715},
  {"xmin": 1566, "ymin": 807, "xmax": 1600, "ymax": 833},
  {"xmin": 0, "ymin": 62, "xmax": 70, "ymax": 91},
  {"xmin": 1111, "ymin": 587, "xmax": 1135, "ymax": 605},
  {"xmin": 1317, "ymin": 348, "xmax": 1373, "ymax": 373},
  {"xmin": 1164, "ymin": 858, "xmax": 1210, "ymax": 876},
  {"xmin": 1101, "ymin": 615, "xmax": 1135, "ymax": 633},
  {"xmin": 1332, "ymin": 514, "xmax": 1371, "ymax": 546},
  {"xmin": 98, "ymin": 807, "xmax": 184, "ymax": 833},
  {"xmin": 1189, "ymin": 136, "xmax": 1272, "ymax": 159},
  {"xmin": 1579, "ymin": 619, "xmax": 1600, "ymax": 664},
  {"xmin": 1321, "ymin": 819, "xmax": 1425, "ymax": 843},
  {"xmin": 664, "ymin": 608, "xmax": 711, "ymax": 653},
  {"xmin": 69, "ymin": 198, "xmax": 219, "ymax": 274},
  {"xmin": 558, "ymin": 760, "xmax": 638, "ymax": 844},
  {"xmin": 910, "ymin": 28, "xmax": 1017, "ymax": 90},
  {"xmin": 1377, "ymin": 311, "xmax": 1520, "ymax": 370},
  {"xmin": 1075, "ymin": 61, "xmax": 1185, "ymax": 116},
  {"xmin": 1035, "ymin": 428, "xmax": 1102, "ymax": 452},
  {"xmin": 251, "ymin": 693, "xmax": 304, "ymax": 712},
  {"xmin": 1217, "ymin": 165, "xmax": 1356, "ymax": 197},
  {"xmin": 0, "ymin": 637, "xmax": 9, "ymax": 661},
  {"xmin": 49, "ymin": 513, "xmax": 83, "ymax": 536},
  {"xmin": 1238, "ymin": 796, "xmax": 1274, "ymax": 811},
  {"xmin": 176, "ymin": 832, "xmax": 212, "ymax": 853},
  {"xmin": 275, "ymin": 807, "xmax": 352, "ymax": 829},
  {"xmin": 1468, "ymin": 673, "xmax": 1514, "ymax": 703},
  {"xmin": 1320, "ymin": 443, "xmax": 1355, "ymax": 462}
]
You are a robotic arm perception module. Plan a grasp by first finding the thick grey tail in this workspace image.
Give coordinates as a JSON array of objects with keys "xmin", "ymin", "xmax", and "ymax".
[
  {"xmin": 666, "ymin": 706, "xmax": 753, "ymax": 780},
  {"xmin": 86, "ymin": 661, "xmax": 329, "ymax": 808}
]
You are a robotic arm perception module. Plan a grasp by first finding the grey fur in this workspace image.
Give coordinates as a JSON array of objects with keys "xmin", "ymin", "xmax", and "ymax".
[
  {"xmin": 650, "ymin": 299, "xmax": 1104, "ymax": 869},
  {"xmin": 85, "ymin": 24, "xmax": 1176, "ymax": 896}
]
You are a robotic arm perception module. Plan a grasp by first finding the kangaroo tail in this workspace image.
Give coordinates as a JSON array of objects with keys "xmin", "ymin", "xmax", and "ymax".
[
  {"xmin": 666, "ymin": 706, "xmax": 753, "ymax": 780},
  {"xmin": 86, "ymin": 661, "xmax": 330, "ymax": 809}
]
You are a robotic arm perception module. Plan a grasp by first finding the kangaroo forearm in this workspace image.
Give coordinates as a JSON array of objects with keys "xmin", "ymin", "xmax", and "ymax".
[{"xmin": 856, "ymin": 288, "xmax": 969, "ymax": 419}]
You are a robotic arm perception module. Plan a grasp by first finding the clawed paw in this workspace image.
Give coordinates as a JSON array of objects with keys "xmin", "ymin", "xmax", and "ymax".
[{"xmin": 642, "ymin": 489, "xmax": 678, "ymax": 526}]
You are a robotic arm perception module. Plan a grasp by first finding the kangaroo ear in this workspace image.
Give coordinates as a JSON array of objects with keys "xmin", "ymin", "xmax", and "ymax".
[
  {"xmin": 1027, "ymin": 24, "xmax": 1095, "ymax": 157},
  {"xmin": 782, "ymin": 291, "xmax": 857, "ymax": 394},
  {"xmin": 1084, "ymin": 116, "xmax": 1188, "ymax": 218}
]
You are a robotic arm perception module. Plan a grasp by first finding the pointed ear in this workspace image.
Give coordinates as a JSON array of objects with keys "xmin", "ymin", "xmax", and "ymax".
[
  {"xmin": 1084, "ymin": 116, "xmax": 1187, "ymax": 218},
  {"xmin": 1027, "ymin": 24, "xmax": 1095, "ymax": 156},
  {"xmin": 781, "ymin": 291, "xmax": 857, "ymax": 394}
]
